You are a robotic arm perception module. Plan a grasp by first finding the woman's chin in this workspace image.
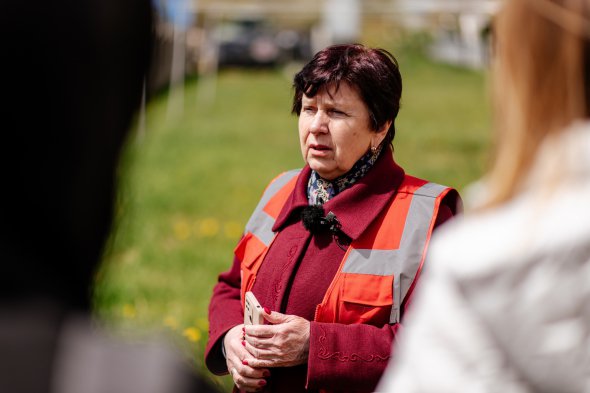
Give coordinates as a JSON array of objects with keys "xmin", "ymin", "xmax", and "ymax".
[
  {"xmin": 308, "ymin": 160, "xmax": 327, "ymax": 174},
  {"xmin": 308, "ymin": 164, "xmax": 340, "ymax": 180}
]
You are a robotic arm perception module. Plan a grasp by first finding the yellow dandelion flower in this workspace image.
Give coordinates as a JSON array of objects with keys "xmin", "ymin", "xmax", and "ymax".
[
  {"xmin": 183, "ymin": 327, "xmax": 202, "ymax": 343},
  {"xmin": 164, "ymin": 316, "xmax": 178, "ymax": 330},
  {"xmin": 122, "ymin": 304, "xmax": 136, "ymax": 319},
  {"xmin": 198, "ymin": 218, "xmax": 219, "ymax": 237},
  {"xmin": 173, "ymin": 220, "xmax": 191, "ymax": 241}
]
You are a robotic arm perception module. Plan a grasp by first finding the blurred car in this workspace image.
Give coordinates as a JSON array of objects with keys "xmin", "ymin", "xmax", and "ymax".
[{"xmin": 212, "ymin": 18, "xmax": 310, "ymax": 68}]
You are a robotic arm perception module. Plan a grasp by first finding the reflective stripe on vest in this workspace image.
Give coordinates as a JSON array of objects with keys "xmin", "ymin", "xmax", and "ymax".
[
  {"xmin": 236, "ymin": 171, "xmax": 453, "ymax": 325},
  {"xmin": 244, "ymin": 168, "xmax": 301, "ymax": 246},
  {"xmin": 235, "ymin": 169, "xmax": 300, "ymax": 305},
  {"xmin": 315, "ymin": 178, "xmax": 450, "ymax": 325}
]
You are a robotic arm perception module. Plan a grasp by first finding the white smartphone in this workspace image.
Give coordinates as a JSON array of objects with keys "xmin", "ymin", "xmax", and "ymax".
[{"xmin": 244, "ymin": 291, "xmax": 264, "ymax": 325}]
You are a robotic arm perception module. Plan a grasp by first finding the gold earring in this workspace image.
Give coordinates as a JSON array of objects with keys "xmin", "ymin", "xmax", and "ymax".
[{"xmin": 371, "ymin": 146, "xmax": 377, "ymax": 154}]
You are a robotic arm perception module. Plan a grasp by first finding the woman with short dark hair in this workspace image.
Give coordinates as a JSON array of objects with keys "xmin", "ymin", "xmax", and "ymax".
[{"xmin": 205, "ymin": 44, "xmax": 461, "ymax": 393}]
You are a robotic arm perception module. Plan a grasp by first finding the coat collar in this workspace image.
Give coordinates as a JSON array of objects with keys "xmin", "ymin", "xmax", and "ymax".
[{"xmin": 272, "ymin": 146, "xmax": 405, "ymax": 240}]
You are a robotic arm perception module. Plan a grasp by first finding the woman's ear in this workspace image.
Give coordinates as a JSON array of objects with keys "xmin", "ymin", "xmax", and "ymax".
[{"xmin": 373, "ymin": 120, "xmax": 392, "ymax": 147}]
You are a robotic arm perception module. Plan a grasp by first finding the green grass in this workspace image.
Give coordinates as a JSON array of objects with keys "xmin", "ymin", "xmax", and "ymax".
[{"xmin": 93, "ymin": 49, "xmax": 491, "ymax": 391}]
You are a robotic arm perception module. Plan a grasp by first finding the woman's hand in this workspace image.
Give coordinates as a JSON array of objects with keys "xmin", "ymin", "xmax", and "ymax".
[
  {"xmin": 243, "ymin": 310, "xmax": 310, "ymax": 368},
  {"xmin": 223, "ymin": 324, "xmax": 270, "ymax": 392}
]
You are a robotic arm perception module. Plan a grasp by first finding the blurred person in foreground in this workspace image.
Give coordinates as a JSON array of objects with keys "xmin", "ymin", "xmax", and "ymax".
[
  {"xmin": 205, "ymin": 44, "xmax": 461, "ymax": 393},
  {"xmin": 0, "ymin": 2, "xmax": 217, "ymax": 393},
  {"xmin": 378, "ymin": 0, "xmax": 590, "ymax": 391}
]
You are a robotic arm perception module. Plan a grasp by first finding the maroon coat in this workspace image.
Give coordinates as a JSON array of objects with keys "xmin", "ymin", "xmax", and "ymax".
[{"xmin": 206, "ymin": 149, "xmax": 458, "ymax": 392}]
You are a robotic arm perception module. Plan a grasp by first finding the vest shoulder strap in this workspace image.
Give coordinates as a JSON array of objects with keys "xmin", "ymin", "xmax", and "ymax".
[
  {"xmin": 243, "ymin": 169, "xmax": 301, "ymax": 246},
  {"xmin": 337, "ymin": 175, "xmax": 455, "ymax": 324}
]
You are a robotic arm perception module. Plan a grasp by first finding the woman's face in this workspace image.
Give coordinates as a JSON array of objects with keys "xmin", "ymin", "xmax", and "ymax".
[{"xmin": 299, "ymin": 82, "xmax": 389, "ymax": 180}]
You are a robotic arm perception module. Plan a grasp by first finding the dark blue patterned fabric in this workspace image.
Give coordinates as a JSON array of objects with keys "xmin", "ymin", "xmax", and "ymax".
[{"xmin": 307, "ymin": 144, "xmax": 383, "ymax": 205}]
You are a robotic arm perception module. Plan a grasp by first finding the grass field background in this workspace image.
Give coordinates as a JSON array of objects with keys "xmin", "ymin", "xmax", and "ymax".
[{"xmin": 93, "ymin": 43, "xmax": 492, "ymax": 391}]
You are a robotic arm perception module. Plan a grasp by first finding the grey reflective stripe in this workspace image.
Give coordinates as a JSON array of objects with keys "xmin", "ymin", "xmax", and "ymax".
[
  {"xmin": 413, "ymin": 182, "xmax": 448, "ymax": 198},
  {"xmin": 244, "ymin": 211, "xmax": 277, "ymax": 246},
  {"xmin": 244, "ymin": 169, "xmax": 301, "ymax": 246},
  {"xmin": 341, "ymin": 182, "xmax": 448, "ymax": 324}
]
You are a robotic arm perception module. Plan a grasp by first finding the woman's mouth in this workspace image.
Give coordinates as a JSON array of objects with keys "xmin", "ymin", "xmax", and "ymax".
[{"xmin": 309, "ymin": 144, "xmax": 331, "ymax": 152}]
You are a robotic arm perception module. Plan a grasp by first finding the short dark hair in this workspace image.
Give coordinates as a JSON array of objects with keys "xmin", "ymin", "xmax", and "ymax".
[{"xmin": 292, "ymin": 44, "xmax": 402, "ymax": 144}]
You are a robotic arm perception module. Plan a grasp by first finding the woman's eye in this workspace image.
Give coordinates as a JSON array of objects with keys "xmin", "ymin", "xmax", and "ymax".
[
  {"xmin": 303, "ymin": 106, "xmax": 316, "ymax": 114},
  {"xmin": 329, "ymin": 109, "xmax": 346, "ymax": 116}
]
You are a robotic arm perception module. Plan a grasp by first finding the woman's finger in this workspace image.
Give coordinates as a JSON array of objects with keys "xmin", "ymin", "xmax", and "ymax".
[
  {"xmin": 244, "ymin": 357, "xmax": 275, "ymax": 369},
  {"xmin": 243, "ymin": 313, "xmax": 310, "ymax": 367},
  {"xmin": 236, "ymin": 360, "xmax": 269, "ymax": 379},
  {"xmin": 231, "ymin": 366, "xmax": 268, "ymax": 392},
  {"xmin": 260, "ymin": 308, "xmax": 291, "ymax": 325},
  {"xmin": 244, "ymin": 324, "xmax": 276, "ymax": 338},
  {"xmin": 244, "ymin": 333, "xmax": 276, "ymax": 349},
  {"xmin": 244, "ymin": 343, "xmax": 277, "ymax": 360}
]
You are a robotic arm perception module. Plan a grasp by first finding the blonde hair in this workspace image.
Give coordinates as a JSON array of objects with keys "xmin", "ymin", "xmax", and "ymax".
[{"xmin": 484, "ymin": 0, "xmax": 590, "ymax": 208}]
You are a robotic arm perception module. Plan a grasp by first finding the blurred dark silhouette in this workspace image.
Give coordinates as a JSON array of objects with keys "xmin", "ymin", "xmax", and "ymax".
[{"xmin": 0, "ymin": 1, "xmax": 218, "ymax": 392}]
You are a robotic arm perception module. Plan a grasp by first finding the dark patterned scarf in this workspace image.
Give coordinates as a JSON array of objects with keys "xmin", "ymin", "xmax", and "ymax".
[{"xmin": 307, "ymin": 144, "xmax": 384, "ymax": 205}]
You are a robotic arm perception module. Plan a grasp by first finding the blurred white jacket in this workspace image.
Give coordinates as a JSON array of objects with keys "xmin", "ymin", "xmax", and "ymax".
[{"xmin": 377, "ymin": 122, "xmax": 590, "ymax": 393}]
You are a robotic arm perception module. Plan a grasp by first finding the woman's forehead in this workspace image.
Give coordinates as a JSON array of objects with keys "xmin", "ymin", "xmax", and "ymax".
[{"xmin": 303, "ymin": 82, "xmax": 360, "ymax": 103}]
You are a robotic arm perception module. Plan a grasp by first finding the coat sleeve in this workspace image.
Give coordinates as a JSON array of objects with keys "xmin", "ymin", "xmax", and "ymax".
[
  {"xmin": 204, "ymin": 252, "xmax": 243, "ymax": 375},
  {"xmin": 306, "ymin": 203, "xmax": 457, "ymax": 391}
]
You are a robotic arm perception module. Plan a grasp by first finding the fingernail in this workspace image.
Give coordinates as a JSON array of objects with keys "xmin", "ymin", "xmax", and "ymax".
[
  {"xmin": 263, "ymin": 370, "xmax": 271, "ymax": 377},
  {"xmin": 264, "ymin": 307, "xmax": 271, "ymax": 314},
  {"xmin": 241, "ymin": 340, "xmax": 246, "ymax": 347},
  {"xmin": 258, "ymin": 380, "xmax": 267, "ymax": 386},
  {"xmin": 242, "ymin": 359, "xmax": 248, "ymax": 365},
  {"xmin": 242, "ymin": 326, "xmax": 245, "ymax": 332}
]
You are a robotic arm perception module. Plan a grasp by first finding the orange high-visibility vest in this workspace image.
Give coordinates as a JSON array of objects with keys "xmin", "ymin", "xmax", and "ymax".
[{"xmin": 234, "ymin": 169, "xmax": 455, "ymax": 326}]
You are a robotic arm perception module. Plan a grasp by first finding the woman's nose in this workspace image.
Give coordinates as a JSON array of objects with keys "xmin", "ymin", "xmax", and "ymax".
[{"xmin": 309, "ymin": 111, "xmax": 328, "ymax": 134}]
